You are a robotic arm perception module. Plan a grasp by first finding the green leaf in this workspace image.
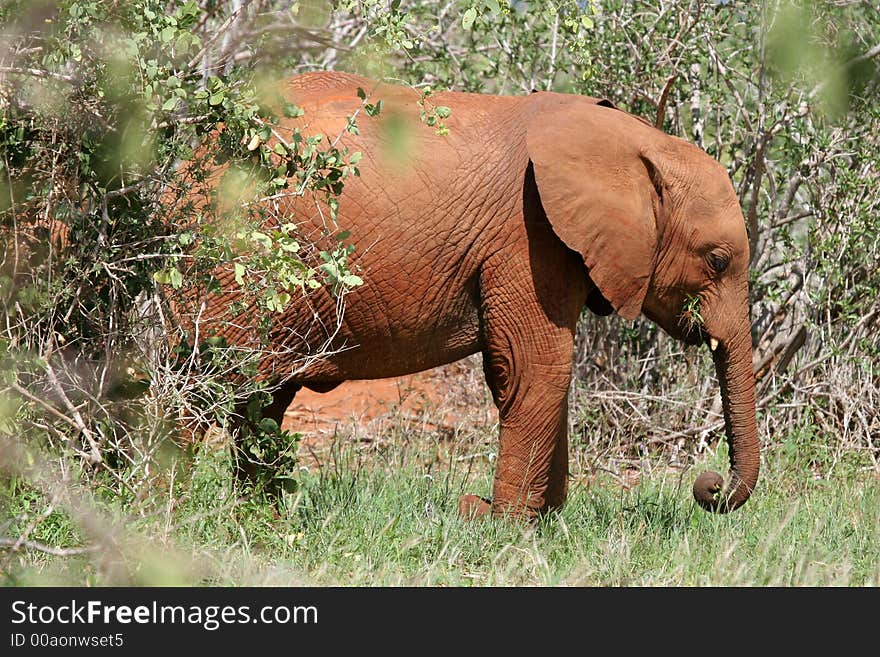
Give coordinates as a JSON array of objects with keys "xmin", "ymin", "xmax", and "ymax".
[
  {"xmin": 209, "ymin": 92, "xmax": 224, "ymax": 106},
  {"xmin": 483, "ymin": 0, "xmax": 500, "ymax": 15},
  {"xmin": 282, "ymin": 102, "xmax": 304, "ymax": 118},
  {"xmin": 356, "ymin": 87, "xmax": 366, "ymax": 100},
  {"xmin": 162, "ymin": 97, "xmax": 178, "ymax": 112},
  {"xmin": 434, "ymin": 106, "xmax": 451, "ymax": 119},
  {"xmin": 581, "ymin": 15, "xmax": 594, "ymax": 29},
  {"xmin": 279, "ymin": 237, "xmax": 299, "ymax": 253},
  {"xmin": 462, "ymin": 7, "xmax": 477, "ymax": 30},
  {"xmin": 365, "ymin": 101, "xmax": 383, "ymax": 117},
  {"xmin": 341, "ymin": 274, "xmax": 363, "ymax": 287},
  {"xmin": 319, "ymin": 261, "xmax": 339, "ymax": 279},
  {"xmin": 259, "ymin": 417, "xmax": 280, "ymax": 433},
  {"xmin": 234, "ymin": 262, "xmax": 245, "ymax": 286},
  {"xmin": 251, "ymin": 231, "xmax": 272, "ymax": 249},
  {"xmin": 169, "ymin": 268, "xmax": 183, "ymax": 289}
]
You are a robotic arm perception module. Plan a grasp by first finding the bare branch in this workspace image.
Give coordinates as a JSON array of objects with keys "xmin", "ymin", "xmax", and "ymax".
[
  {"xmin": 0, "ymin": 538, "xmax": 99, "ymax": 557},
  {"xmin": 0, "ymin": 67, "xmax": 78, "ymax": 83}
]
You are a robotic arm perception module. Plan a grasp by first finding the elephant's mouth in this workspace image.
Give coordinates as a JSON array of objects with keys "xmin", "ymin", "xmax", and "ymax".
[
  {"xmin": 645, "ymin": 294, "xmax": 718, "ymax": 349},
  {"xmin": 675, "ymin": 314, "xmax": 710, "ymax": 347},
  {"xmin": 684, "ymin": 324, "xmax": 723, "ymax": 354}
]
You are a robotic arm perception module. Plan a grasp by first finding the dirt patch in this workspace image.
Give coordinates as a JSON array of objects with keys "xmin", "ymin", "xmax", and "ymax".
[{"xmin": 282, "ymin": 355, "xmax": 496, "ymax": 442}]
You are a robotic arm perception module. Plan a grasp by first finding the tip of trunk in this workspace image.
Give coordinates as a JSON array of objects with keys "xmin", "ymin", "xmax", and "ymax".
[{"xmin": 692, "ymin": 469, "xmax": 754, "ymax": 513}]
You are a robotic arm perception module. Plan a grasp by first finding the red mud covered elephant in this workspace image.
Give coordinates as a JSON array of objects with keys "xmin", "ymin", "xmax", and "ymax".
[{"xmin": 197, "ymin": 71, "xmax": 759, "ymax": 520}]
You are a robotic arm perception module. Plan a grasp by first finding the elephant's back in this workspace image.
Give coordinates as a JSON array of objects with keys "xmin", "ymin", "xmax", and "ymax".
[
  {"xmin": 277, "ymin": 71, "xmax": 527, "ymax": 145},
  {"xmin": 265, "ymin": 78, "xmax": 525, "ymax": 383},
  {"xmin": 233, "ymin": 74, "xmax": 537, "ymax": 383}
]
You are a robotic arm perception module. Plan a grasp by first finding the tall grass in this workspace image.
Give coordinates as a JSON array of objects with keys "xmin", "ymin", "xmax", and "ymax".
[{"xmin": 3, "ymin": 417, "xmax": 877, "ymax": 587}]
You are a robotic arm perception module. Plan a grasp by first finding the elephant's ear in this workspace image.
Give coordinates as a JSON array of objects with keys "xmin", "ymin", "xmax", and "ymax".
[{"xmin": 526, "ymin": 102, "xmax": 660, "ymax": 321}]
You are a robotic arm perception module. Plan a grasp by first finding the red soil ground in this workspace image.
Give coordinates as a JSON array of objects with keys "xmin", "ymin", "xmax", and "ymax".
[{"xmin": 281, "ymin": 356, "xmax": 496, "ymax": 443}]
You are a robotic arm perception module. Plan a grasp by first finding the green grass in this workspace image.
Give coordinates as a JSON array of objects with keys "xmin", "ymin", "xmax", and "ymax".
[{"xmin": 1, "ymin": 430, "xmax": 878, "ymax": 586}]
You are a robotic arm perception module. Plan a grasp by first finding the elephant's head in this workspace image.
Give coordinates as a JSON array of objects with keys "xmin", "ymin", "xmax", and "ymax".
[{"xmin": 526, "ymin": 94, "xmax": 758, "ymax": 513}]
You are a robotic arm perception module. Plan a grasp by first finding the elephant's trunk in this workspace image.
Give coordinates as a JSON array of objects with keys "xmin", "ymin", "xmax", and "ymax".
[{"xmin": 693, "ymin": 317, "xmax": 760, "ymax": 513}]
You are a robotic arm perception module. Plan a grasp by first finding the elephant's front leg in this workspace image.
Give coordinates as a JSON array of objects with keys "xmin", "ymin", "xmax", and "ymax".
[
  {"xmin": 462, "ymin": 260, "xmax": 585, "ymax": 520},
  {"xmin": 477, "ymin": 343, "xmax": 575, "ymax": 520}
]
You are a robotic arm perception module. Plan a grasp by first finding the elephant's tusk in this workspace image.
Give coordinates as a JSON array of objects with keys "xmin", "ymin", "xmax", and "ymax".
[{"xmin": 709, "ymin": 338, "xmax": 719, "ymax": 352}]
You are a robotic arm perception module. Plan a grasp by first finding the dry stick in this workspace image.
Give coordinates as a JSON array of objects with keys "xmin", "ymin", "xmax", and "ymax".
[
  {"xmin": 744, "ymin": 58, "xmax": 768, "ymax": 266},
  {"xmin": 689, "ymin": 61, "xmax": 703, "ymax": 147},
  {"xmin": 3, "ymin": 155, "xmax": 21, "ymax": 283},
  {"xmin": 9, "ymin": 382, "xmax": 81, "ymax": 434},
  {"xmin": 655, "ymin": 0, "xmax": 702, "ymax": 73},
  {"xmin": 771, "ymin": 210, "xmax": 814, "ymax": 230},
  {"xmin": 654, "ymin": 74, "xmax": 678, "ymax": 130},
  {"xmin": 707, "ymin": 43, "xmax": 755, "ymax": 133},
  {"xmin": 845, "ymin": 42, "xmax": 880, "ymax": 67},
  {"xmin": 12, "ymin": 499, "xmax": 58, "ymax": 551},
  {"xmin": 164, "ymin": 465, "xmax": 176, "ymax": 539},
  {"xmin": 155, "ymin": 114, "xmax": 211, "ymax": 130},
  {"xmin": 545, "ymin": 11, "xmax": 560, "ymax": 92},
  {"xmin": 0, "ymin": 66, "xmax": 77, "ymax": 83},
  {"xmin": 0, "ymin": 538, "xmax": 99, "ymax": 556},
  {"xmin": 772, "ymin": 324, "xmax": 808, "ymax": 379},
  {"xmin": 756, "ymin": 351, "xmax": 838, "ymax": 411},
  {"xmin": 236, "ymin": 23, "xmax": 347, "ymax": 52},
  {"xmin": 858, "ymin": 412, "xmax": 878, "ymax": 468},
  {"xmin": 42, "ymin": 357, "xmax": 103, "ymax": 464},
  {"xmin": 775, "ymin": 170, "xmax": 804, "ymax": 222},
  {"xmin": 186, "ymin": 0, "xmax": 255, "ymax": 71},
  {"xmin": 624, "ymin": 4, "xmax": 666, "ymax": 104}
]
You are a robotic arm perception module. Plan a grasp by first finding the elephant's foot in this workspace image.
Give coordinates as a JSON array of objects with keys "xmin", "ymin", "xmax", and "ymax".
[{"xmin": 458, "ymin": 494, "xmax": 492, "ymax": 520}]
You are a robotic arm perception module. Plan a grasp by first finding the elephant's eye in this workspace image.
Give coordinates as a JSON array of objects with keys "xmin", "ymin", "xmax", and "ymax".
[{"xmin": 708, "ymin": 252, "xmax": 729, "ymax": 274}]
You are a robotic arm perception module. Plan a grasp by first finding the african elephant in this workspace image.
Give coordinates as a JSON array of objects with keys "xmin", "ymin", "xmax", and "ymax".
[{"xmin": 196, "ymin": 71, "xmax": 759, "ymax": 519}]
